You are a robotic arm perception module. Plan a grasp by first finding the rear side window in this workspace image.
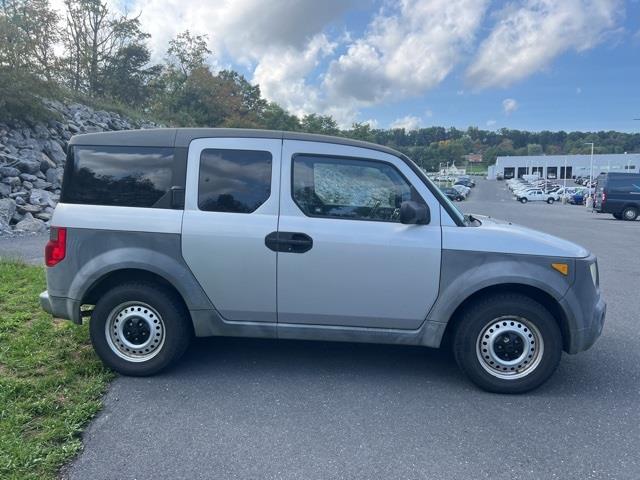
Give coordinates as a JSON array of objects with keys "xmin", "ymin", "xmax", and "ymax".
[
  {"xmin": 292, "ymin": 154, "xmax": 419, "ymax": 222},
  {"xmin": 62, "ymin": 146, "xmax": 175, "ymax": 208},
  {"xmin": 198, "ymin": 149, "xmax": 272, "ymax": 213}
]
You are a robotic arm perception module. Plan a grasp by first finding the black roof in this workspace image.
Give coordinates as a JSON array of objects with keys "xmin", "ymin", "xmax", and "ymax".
[{"xmin": 69, "ymin": 128, "xmax": 405, "ymax": 158}]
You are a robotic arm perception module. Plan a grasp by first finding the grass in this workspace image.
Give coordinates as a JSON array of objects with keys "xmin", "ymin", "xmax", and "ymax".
[{"xmin": 0, "ymin": 260, "xmax": 113, "ymax": 480}]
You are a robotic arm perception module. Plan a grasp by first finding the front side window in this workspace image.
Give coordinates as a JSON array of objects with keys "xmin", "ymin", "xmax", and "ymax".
[
  {"xmin": 292, "ymin": 154, "xmax": 420, "ymax": 222},
  {"xmin": 62, "ymin": 146, "xmax": 174, "ymax": 208},
  {"xmin": 198, "ymin": 149, "xmax": 272, "ymax": 213}
]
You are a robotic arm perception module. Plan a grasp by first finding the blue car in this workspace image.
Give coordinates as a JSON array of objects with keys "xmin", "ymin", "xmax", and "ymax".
[{"xmin": 569, "ymin": 192, "xmax": 585, "ymax": 205}]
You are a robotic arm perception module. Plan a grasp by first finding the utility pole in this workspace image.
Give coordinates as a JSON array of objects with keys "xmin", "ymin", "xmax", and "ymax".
[{"xmin": 584, "ymin": 142, "xmax": 595, "ymax": 209}]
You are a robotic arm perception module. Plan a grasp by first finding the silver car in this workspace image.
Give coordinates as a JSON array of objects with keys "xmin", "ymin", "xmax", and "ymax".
[{"xmin": 40, "ymin": 129, "xmax": 606, "ymax": 393}]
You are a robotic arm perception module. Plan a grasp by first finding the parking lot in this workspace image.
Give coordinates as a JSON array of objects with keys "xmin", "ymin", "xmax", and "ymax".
[{"xmin": 3, "ymin": 179, "xmax": 639, "ymax": 480}]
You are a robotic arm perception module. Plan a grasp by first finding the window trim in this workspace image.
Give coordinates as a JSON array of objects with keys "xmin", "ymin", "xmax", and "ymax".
[
  {"xmin": 290, "ymin": 153, "xmax": 428, "ymax": 224},
  {"xmin": 196, "ymin": 147, "xmax": 273, "ymax": 214}
]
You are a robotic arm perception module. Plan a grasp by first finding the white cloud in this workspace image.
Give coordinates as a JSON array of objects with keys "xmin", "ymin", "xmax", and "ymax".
[
  {"xmin": 502, "ymin": 98, "xmax": 518, "ymax": 115},
  {"xmin": 457, "ymin": 89, "xmax": 465, "ymax": 96},
  {"xmin": 390, "ymin": 115, "xmax": 421, "ymax": 130},
  {"xmin": 425, "ymin": 109, "xmax": 433, "ymax": 118},
  {"xmin": 576, "ymin": 86, "xmax": 582, "ymax": 94},
  {"xmin": 323, "ymin": 0, "xmax": 488, "ymax": 108},
  {"xmin": 252, "ymin": 35, "xmax": 336, "ymax": 119},
  {"xmin": 486, "ymin": 119, "xmax": 497, "ymax": 127},
  {"xmin": 467, "ymin": 0, "xmax": 622, "ymax": 88},
  {"xmin": 363, "ymin": 119, "xmax": 379, "ymax": 128}
]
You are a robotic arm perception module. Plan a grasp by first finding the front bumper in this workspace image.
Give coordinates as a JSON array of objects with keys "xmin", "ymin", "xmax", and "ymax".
[
  {"xmin": 39, "ymin": 290, "xmax": 82, "ymax": 324},
  {"xmin": 559, "ymin": 256, "xmax": 607, "ymax": 354}
]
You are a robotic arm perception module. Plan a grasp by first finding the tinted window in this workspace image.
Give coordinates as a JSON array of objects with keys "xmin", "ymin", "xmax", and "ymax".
[
  {"xmin": 198, "ymin": 149, "xmax": 272, "ymax": 213},
  {"xmin": 292, "ymin": 155, "xmax": 419, "ymax": 222},
  {"xmin": 62, "ymin": 146, "xmax": 174, "ymax": 208}
]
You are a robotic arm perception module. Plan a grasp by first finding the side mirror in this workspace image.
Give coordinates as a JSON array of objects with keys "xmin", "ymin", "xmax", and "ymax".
[{"xmin": 399, "ymin": 200, "xmax": 429, "ymax": 225}]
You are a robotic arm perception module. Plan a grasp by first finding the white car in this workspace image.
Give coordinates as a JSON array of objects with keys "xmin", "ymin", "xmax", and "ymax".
[{"xmin": 516, "ymin": 189, "xmax": 556, "ymax": 204}]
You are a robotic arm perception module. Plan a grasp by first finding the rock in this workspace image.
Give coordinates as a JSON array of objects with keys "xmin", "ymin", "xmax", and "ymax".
[
  {"xmin": 0, "ymin": 166, "xmax": 20, "ymax": 177},
  {"xmin": 16, "ymin": 203, "xmax": 42, "ymax": 214},
  {"xmin": 43, "ymin": 140, "xmax": 66, "ymax": 164},
  {"xmin": 35, "ymin": 212, "xmax": 52, "ymax": 221},
  {"xmin": 22, "ymin": 181, "xmax": 33, "ymax": 190},
  {"xmin": 17, "ymin": 158, "xmax": 41, "ymax": 174},
  {"xmin": 46, "ymin": 167, "xmax": 63, "ymax": 187},
  {"xmin": 2, "ymin": 176, "xmax": 21, "ymax": 186},
  {"xmin": 0, "ymin": 198, "xmax": 16, "ymax": 225},
  {"xmin": 0, "ymin": 183, "xmax": 10, "ymax": 196},
  {"xmin": 12, "ymin": 211, "xmax": 24, "ymax": 223},
  {"xmin": 68, "ymin": 123, "xmax": 80, "ymax": 133},
  {"xmin": 30, "ymin": 188, "xmax": 55, "ymax": 207},
  {"xmin": 33, "ymin": 179, "xmax": 51, "ymax": 189},
  {"xmin": 40, "ymin": 152, "xmax": 57, "ymax": 172},
  {"xmin": 14, "ymin": 195, "xmax": 26, "ymax": 206},
  {"xmin": 19, "ymin": 173, "xmax": 38, "ymax": 182},
  {"xmin": 14, "ymin": 212, "xmax": 46, "ymax": 233}
]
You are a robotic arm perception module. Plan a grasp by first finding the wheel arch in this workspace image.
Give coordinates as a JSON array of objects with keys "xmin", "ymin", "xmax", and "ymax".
[{"xmin": 441, "ymin": 283, "xmax": 570, "ymax": 352}]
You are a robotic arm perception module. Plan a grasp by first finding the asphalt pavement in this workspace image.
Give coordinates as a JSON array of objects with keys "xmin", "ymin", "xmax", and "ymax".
[{"xmin": 2, "ymin": 180, "xmax": 639, "ymax": 479}]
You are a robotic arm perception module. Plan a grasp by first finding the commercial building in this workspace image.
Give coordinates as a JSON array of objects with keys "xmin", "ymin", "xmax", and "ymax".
[{"xmin": 487, "ymin": 153, "xmax": 640, "ymax": 180}]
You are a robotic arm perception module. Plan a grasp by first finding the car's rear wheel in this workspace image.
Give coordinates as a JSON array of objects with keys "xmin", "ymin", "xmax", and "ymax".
[
  {"xmin": 90, "ymin": 282, "xmax": 192, "ymax": 376},
  {"xmin": 622, "ymin": 206, "xmax": 638, "ymax": 221},
  {"xmin": 453, "ymin": 293, "xmax": 562, "ymax": 393}
]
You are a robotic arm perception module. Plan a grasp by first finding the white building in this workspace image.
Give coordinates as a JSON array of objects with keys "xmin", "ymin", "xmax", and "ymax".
[{"xmin": 487, "ymin": 153, "xmax": 640, "ymax": 180}]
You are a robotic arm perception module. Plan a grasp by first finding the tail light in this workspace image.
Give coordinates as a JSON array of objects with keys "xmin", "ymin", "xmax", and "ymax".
[
  {"xmin": 45, "ymin": 227, "xmax": 67, "ymax": 267},
  {"xmin": 601, "ymin": 191, "xmax": 606, "ymax": 204}
]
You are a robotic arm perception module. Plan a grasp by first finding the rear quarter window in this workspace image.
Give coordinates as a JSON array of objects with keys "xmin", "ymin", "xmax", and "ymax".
[{"xmin": 61, "ymin": 146, "xmax": 175, "ymax": 208}]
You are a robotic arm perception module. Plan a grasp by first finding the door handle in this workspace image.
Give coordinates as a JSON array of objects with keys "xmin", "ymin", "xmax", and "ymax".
[{"xmin": 265, "ymin": 232, "xmax": 313, "ymax": 253}]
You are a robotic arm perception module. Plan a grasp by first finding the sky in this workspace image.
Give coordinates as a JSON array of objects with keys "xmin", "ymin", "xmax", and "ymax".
[{"xmin": 69, "ymin": 0, "xmax": 640, "ymax": 131}]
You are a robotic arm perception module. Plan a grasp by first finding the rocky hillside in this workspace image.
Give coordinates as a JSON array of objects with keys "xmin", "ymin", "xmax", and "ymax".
[{"xmin": 0, "ymin": 100, "xmax": 158, "ymax": 235}]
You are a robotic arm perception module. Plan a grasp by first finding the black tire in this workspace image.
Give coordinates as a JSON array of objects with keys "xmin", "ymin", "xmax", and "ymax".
[
  {"xmin": 90, "ymin": 282, "xmax": 192, "ymax": 376},
  {"xmin": 547, "ymin": 198, "xmax": 555, "ymax": 204},
  {"xmin": 613, "ymin": 213, "xmax": 622, "ymax": 220},
  {"xmin": 520, "ymin": 198, "xmax": 527, "ymax": 203},
  {"xmin": 453, "ymin": 293, "xmax": 562, "ymax": 394},
  {"xmin": 622, "ymin": 206, "xmax": 638, "ymax": 221}
]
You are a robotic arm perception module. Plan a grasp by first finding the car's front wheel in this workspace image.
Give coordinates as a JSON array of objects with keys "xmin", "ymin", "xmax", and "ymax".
[
  {"xmin": 453, "ymin": 293, "xmax": 562, "ymax": 393},
  {"xmin": 90, "ymin": 282, "xmax": 192, "ymax": 376},
  {"xmin": 520, "ymin": 198, "xmax": 527, "ymax": 203},
  {"xmin": 547, "ymin": 198, "xmax": 555, "ymax": 204}
]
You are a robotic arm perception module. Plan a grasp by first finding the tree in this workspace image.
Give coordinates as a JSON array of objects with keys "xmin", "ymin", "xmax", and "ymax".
[
  {"xmin": 101, "ymin": 42, "xmax": 161, "ymax": 106},
  {"xmin": 63, "ymin": 0, "xmax": 148, "ymax": 94},
  {"xmin": 165, "ymin": 30, "xmax": 211, "ymax": 78},
  {"xmin": 300, "ymin": 113, "xmax": 339, "ymax": 135}
]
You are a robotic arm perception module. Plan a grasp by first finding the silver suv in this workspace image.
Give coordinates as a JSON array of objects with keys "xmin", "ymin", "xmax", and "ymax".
[{"xmin": 39, "ymin": 129, "xmax": 606, "ymax": 393}]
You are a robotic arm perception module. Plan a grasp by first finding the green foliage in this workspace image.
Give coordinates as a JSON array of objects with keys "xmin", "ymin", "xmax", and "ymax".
[{"xmin": 0, "ymin": 261, "xmax": 113, "ymax": 480}]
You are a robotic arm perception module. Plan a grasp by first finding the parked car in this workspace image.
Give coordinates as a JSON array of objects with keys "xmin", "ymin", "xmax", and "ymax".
[
  {"xmin": 569, "ymin": 192, "xmax": 586, "ymax": 205},
  {"xmin": 39, "ymin": 128, "xmax": 605, "ymax": 394},
  {"xmin": 452, "ymin": 184, "xmax": 471, "ymax": 196},
  {"xmin": 516, "ymin": 189, "xmax": 556, "ymax": 204},
  {"xmin": 442, "ymin": 187, "xmax": 465, "ymax": 201},
  {"xmin": 455, "ymin": 179, "xmax": 475, "ymax": 189},
  {"xmin": 594, "ymin": 172, "xmax": 640, "ymax": 221}
]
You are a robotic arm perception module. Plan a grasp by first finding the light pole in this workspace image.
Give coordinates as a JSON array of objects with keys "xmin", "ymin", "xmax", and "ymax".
[
  {"xmin": 584, "ymin": 142, "xmax": 595, "ymax": 209},
  {"xmin": 584, "ymin": 142, "xmax": 594, "ymax": 191}
]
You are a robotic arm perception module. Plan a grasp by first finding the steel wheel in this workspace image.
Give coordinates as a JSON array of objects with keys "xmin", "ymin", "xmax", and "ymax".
[
  {"xmin": 105, "ymin": 301, "xmax": 166, "ymax": 362},
  {"xmin": 623, "ymin": 207, "xmax": 638, "ymax": 221},
  {"xmin": 475, "ymin": 315, "xmax": 544, "ymax": 380}
]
